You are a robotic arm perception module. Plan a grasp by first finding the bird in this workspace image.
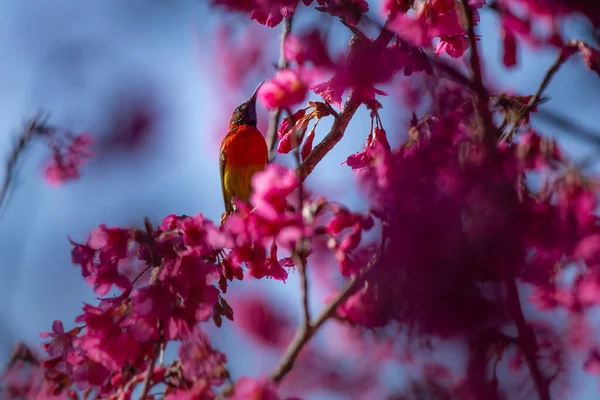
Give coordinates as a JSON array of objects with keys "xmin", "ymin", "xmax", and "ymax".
[{"xmin": 219, "ymin": 82, "xmax": 268, "ymax": 219}]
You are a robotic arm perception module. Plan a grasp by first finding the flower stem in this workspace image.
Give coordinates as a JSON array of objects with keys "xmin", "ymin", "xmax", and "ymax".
[{"xmin": 266, "ymin": 16, "xmax": 293, "ymax": 162}]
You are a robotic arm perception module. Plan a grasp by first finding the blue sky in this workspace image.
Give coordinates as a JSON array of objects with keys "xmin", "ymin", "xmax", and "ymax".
[{"xmin": 0, "ymin": 0, "xmax": 599, "ymax": 398}]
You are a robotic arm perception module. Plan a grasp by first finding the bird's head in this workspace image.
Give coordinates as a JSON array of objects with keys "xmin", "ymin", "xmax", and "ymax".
[{"xmin": 229, "ymin": 80, "xmax": 266, "ymax": 129}]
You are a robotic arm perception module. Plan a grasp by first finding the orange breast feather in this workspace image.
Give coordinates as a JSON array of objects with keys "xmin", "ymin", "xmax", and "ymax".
[
  {"xmin": 220, "ymin": 125, "xmax": 268, "ymax": 211},
  {"xmin": 221, "ymin": 125, "xmax": 268, "ymax": 168}
]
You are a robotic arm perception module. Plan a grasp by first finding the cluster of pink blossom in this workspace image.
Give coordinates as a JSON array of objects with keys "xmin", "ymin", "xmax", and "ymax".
[
  {"xmin": 4, "ymin": 0, "xmax": 600, "ymax": 399},
  {"xmin": 44, "ymin": 133, "xmax": 93, "ymax": 186},
  {"xmin": 7, "ymin": 156, "xmax": 384, "ymax": 398}
]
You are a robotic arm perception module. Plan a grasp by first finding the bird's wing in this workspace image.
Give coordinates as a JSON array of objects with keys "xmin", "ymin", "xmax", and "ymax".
[{"xmin": 219, "ymin": 146, "xmax": 233, "ymax": 214}]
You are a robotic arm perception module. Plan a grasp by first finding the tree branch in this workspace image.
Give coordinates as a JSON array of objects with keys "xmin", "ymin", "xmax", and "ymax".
[
  {"xmin": 297, "ymin": 18, "xmax": 395, "ymax": 182},
  {"xmin": 270, "ymin": 250, "xmax": 379, "ymax": 383},
  {"xmin": 290, "ymin": 108, "xmax": 312, "ymax": 331},
  {"xmin": 266, "ymin": 17, "xmax": 293, "ymax": 162},
  {"xmin": 270, "ymin": 219, "xmax": 388, "ymax": 384},
  {"xmin": 505, "ymin": 275, "xmax": 551, "ymax": 400},
  {"xmin": 461, "ymin": 0, "xmax": 494, "ymax": 139},
  {"xmin": 297, "ymin": 93, "xmax": 361, "ymax": 182},
  {"xmin": 0, "ymin": 114, "xmax": 51, "ymax": 215},
  {"xmin": 139, "ymin": 345, "xmax": 160, "ymax": 399},
  {"xmin": 270, "ymin": 23, "xmax": 396, "ymax": 381},
  {"xmin": 502, "ymin": 41, "xmax": 580, "ymax": 141}
]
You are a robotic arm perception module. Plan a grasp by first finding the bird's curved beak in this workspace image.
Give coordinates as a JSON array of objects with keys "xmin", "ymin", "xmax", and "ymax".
[{"xmin": 248, "ymin": 79, "xmax": 267, "ymax": 108}]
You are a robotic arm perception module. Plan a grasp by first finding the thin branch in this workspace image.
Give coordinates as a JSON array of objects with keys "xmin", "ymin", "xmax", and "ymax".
[
  {"xmin": 283, "ymin": 104, "xmax": 313, "ymax": 331},
  {"xmin": 266, "ymin": 17, "xmax": 293, "ymax": 162},
  {"xmin": 461, "ymin": 0, "xmax": 494, "ymax": 139},
  {"xmin": 270, "ymin": 250, "xmax": 380, "ymax": 383},
  {"xmin": 290, "ymin": 113, "xmax": 312, "ymax": 330},
  {"xmin": 505, "ymin": 275, "xmax": 551, "ymax": 400},
  {"xmin": 297, "ymin": 18, "xmax": 395, "ymax": 182},
  {"xmin": 502, "ymin": 42, "xmax": 577, "ymax": 141},
  {"xmin": 139, "ymin": 346, "xmax": 159, "ymax": 399},
  {"xmin": 298, "ymin": 92, "xmax": 361, "ymax": 182},
  {"xmin": 270, "ymin": 25, "xmax": 396, "ymax": 380},
  {"xmin": 296, "ymin": 252, "xmax": 311, "ymax": 330},
  {"xmin": 0, "ymin": 114, "xmax": 51, "ymax": 215}
]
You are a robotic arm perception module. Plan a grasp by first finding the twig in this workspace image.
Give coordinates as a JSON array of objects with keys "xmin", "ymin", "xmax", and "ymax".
[
  {"xmin": 270, "ymin": 250, "xmax": 380, "ymax": 383},
  {"xmin": 0, "ymin": 114, "xmax": 51, "ymax": 215},
  {"xmin": 285, "ymin": 107, "xmax": 312, "ymax": 329},
  {"xmin": 139, "ymin": 346, "xmax": 159, "ymax": 399},
  {"xmin": 502, "ymin": 42, "xmax": 577, "ymax": 141},
  {"xmin": 298, "ymin": 92, "xmax": 361, "ymax": 182},
  {"xmin": 505, "ymin": 275, "xmax": 551, "ymax": 400},
  {"xmin": 271, "ymin": 27, "xmax": 396, "ymax": 376},
  {"xmin": 461, "ymin": 0, "xmax": 494, "ymax": 139},
  {"xmin": 297, "ymin": 18, "xmax": 395, "ymax": 182},
  {"xmin": 266, "ymin": 17, "xmax": 293, "ymax": 162},
  {"xmin": 296, "ymin": 251, "xmax": 311, "ymax": 330}
]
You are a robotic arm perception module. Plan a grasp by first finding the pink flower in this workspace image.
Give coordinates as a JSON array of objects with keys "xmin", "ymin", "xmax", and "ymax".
[
  {"xmin": 381, "ymin": 0, "xmax": 412, "ymax": 17},
  {"xmin": 311, "ymin": 38, "xmax": 431, "ymax": 108},
  {"xmin": 300, "ymin": 126, "xmax": 315, "ymax": 161},
  {"xmin": 284, "ymin": 29, "xmax": 335, "ymax": 68},
  {"xmin": 259, "ymin": 69, "xmax": 308, "ymax": 110},
  {"xmin": 69, "ymin": 226, "xmax": 132, "ymax": 296},
  {"xmin": 277, "ymin": 115, "xmax": 309, "ymax": 154},
  {"xmin": 1, "ymin": 344, "xmax": 75, "ymax": 399},
  {"xmin": 334, "ymin": 285, "xmax": 389, "ymax": 327},
  {"xmin": 74, "ymin": 303, "xmax": 153, "ymax": 372},
  {"xmin": 96, "ymin": 84, "xmax": 161, "ymax": 156},
  {"xmin": 575, "ymin": 40, "xmax": 600, "ymax": 77},
  {"xmin": 344, "ymin": 127, "xmax": 391, "ymax": 171},
  {"xmin": 179, "ymin": 327, "xmax": 227, "ymax": 383},
  {"xmin": 65, "ymin": 349, "xmax": 111, "ymax": 391},
  {"xmin": 312, "ymin": 77, "xmax": 345, "ymax": 109},
  {"xmin": 516, "ymin": 130, "xmax": 561, "ymax": 168},
  {"xmin": 165, "ymin": 380, "xmax": 217, "ymax": 400},
  {"xmin": 44, "ymin": 133, "xmax": 93, "ymax": 186},
  {"xmin": 585, "ymin": 347, "xmax": 600, "ymax": 375},
  {"xmin": 250, "ymin": 164, "xmax": 298, "ymax": 220},
  {"xmin": 230, "ymin": 293, "xmax": 293, "ymax": 347},
  {"xmin": 231, "ymin": 377, "xmax": 301, "ymax": 400},
  {"xmin": 388, "ymin": 0, "xmax": 486, "ymax": 58},
  {"xmin": 314, "ymin": 0, "xmax": 369, "ymax": 26},
  {"xmin": 88, "ymin": 225, "xmax": 130, "ymax": 263},
  {"xmin": 211, "ymin": 0, "xmax": 308, "ymax": 27},
  {"xmin": 278, "ymin": 109, "xmax": 306, "ymax": 139},
  {"xmin": 40, "ymin": 320, "xmax": 81, "ymax": 361},
  {"xmin": 576, "ymin": 234, "xmax": 600, "ymax": 265},
  {"xmin": 150, "ymin": 248, "xmax": 220, "ymax": 339}
]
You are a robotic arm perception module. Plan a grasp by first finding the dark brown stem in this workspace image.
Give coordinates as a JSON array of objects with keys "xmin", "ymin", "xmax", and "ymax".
[
  {"xmin": 270, "ymin": 18, "xmax": 396, "ymax": 385},
  {"xmin": 286, "ymin": 105, "xmax": 312, "ymax": 331},
  {"xmin": 297, "ymin": 92, "xmax": 361, "ymax": 181},
  {"xmin": 266, "ymin": 17, "xmax": 293, "ymax": 162},
  {"xmin": 505, "ymin": 276, "xmax": 551, "ymax": 400},
  {"xmin": 270, "ymin": 254, "xmax": 377, "ymax": 383},
  {"xmin": 139, "ymin": 347, "xmax": 159, "ymax": 399},
  {"xmin": 291, "ymin": 247, "xmax": 311, "ymax": 333},
  {"xmin": 297, "ymin": 18, "xmax": 395, "ymax": 182},
  {"xmin": 462, "ymin": 0, "xmax": 494, "ymax": 139},
  {"xmin": 502, "ymin": 41, "xmax": 578, "ymax": 141},
  {"xmin": 270, "ymin": 221, "xmax": 388, "ymax": 384},
  {"xmin": 0, "ymin": 114, "xmax": 51, "ymax": 214}
]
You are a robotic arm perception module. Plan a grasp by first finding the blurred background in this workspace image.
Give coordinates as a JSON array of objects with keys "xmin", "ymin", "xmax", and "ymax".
[{"xmin": 0, "ymin": 0, "xmax": 599, "ymax": 398}]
